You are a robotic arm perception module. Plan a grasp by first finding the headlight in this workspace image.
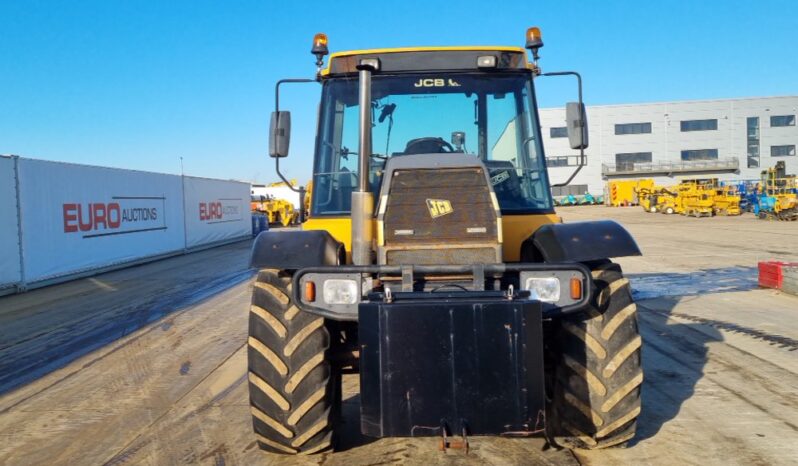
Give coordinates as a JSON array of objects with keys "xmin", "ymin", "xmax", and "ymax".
[
  {"xmin": 322, "ymin": 279, "xmax": 359, "ymax": 304},
  {"xmin": 524, "ymin": 277, "xmax": 561, "ymax": 303}
]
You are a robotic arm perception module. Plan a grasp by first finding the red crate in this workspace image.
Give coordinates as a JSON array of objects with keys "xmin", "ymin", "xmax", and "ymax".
[{"xmin": 758, "ymin": 261, "xmax": 798, "ymax": 289}]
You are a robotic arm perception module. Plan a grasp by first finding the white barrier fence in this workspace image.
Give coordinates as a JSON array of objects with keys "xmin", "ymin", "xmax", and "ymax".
[
  {"xmin": 0, "ymin": 157, "xmax": 22, "ymax": 289},
  {"xmin": 183, "ymin": 176, "xmax": 251, "ymax": 249},
  {"xmin": 0, "ymin": 156, "xmax": 251, "ymax": 293}
]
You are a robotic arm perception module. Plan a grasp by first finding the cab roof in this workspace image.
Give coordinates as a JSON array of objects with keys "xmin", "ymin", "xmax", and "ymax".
[{"xmin": 321, "ymin": 46, "xmax": 532, "ymax": 77}]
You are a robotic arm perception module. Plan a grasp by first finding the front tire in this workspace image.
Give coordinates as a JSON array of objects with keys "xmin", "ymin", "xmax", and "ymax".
[
  {"xmin": 247, "ymin": 269, "xmax": 339, "ymax": 455},
  {"xmin": 547, "ymin": 261, "xmax": 643, "ymax": 449}
]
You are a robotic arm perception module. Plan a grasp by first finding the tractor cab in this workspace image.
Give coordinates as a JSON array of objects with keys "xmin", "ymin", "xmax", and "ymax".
[{"xmin": 310, "ymin": 48, "xmax": 554, "ymax": 218}]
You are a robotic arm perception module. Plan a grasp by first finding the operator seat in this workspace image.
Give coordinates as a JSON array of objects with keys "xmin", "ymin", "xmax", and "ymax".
[{"xmin": 399, "ymin": 137, "xmax": 454, "ymax": 155}]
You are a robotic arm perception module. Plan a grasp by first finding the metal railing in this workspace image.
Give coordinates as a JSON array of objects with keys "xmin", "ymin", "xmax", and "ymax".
[{"xmin": 602, "ymin": 157, "xmax": 740, "ymax": 176}]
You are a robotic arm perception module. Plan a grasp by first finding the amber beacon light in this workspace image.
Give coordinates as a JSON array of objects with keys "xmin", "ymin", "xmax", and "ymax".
[
  {"xmin": 525, "ymin": 27, "xmax": 543, "ymax": 63},
  {"xmin": 311, "ymin": 33, "xmax": 329, "ymax": 67}
]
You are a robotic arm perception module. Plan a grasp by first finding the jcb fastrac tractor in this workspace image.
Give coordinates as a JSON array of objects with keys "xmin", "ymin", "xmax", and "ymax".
[{"xmin": 247, "ymin": 28, "xmax": 643, "ymax": 455}]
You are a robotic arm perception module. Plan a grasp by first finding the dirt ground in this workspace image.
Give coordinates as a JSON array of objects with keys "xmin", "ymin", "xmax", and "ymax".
[{"xmin": 1, "ymin": 207, "xmax": 797, "ymax": 465}]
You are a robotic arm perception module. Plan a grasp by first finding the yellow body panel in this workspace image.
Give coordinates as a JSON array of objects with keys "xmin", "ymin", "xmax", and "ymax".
[
  {"xmin": 608, "ymin": 179, "xmax": 654, "ymax": 207},
  {"xmin": 302, "ymin": 213, "xmax": 560, "ymax": 264},
  {"xmin": 302, "ymin": 217, "xmax": 359, "ymax": 263},
  {"xmin": 322, "ymin": 46, "xmax": 528, "ymax": 76},
  {"xmin": 500, "ymin": 214, "xmax": 561, "ymax": 262}
]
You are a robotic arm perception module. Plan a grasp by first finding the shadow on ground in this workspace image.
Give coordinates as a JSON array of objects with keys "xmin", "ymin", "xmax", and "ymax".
[
  {"xmin": 0, "ymin": 266, "xmax": 254, "ymax": 395},
  {"xmin": 624, "ymin": 265, "xmax": 797, "ymax": 444},
  {"xmin": 628, "ymin": 298, "xmax": 723, "ymax": 446},
  {"xmin": 336, "ymin": 393, "xmax": 379, "ymax": 452}
]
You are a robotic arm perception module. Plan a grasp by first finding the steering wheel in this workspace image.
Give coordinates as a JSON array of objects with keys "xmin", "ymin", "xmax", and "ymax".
[{"xmin": 403, "ymin": 137, "xmax": 455, "ymax": 155}]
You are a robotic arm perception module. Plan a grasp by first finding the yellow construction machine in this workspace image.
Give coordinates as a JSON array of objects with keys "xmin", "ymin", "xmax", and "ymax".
[
  {"xmin": 711, "ymin": 185, "xmax": 741, "ymax": 216},
  {"xmin": 250, "ymin": 195, "xmax": 298, "ymax": 226},
  {"xmin": 247, "ymin": 29, "xmax": 643, "ymax": 455},
  {"xmin": 608, "ymin": 179, "xmax": 653, "ymax": 207},
  {"xmin": 637, "ymin": 185, "xmax": 677, "ymax": 213},
  {"xmin": 676, "ymin": 179, "xmax": 715, "ymax": 217},
  {"xmin": 755, "ymin": 163, "xmax": 798, "ymax": 220}
]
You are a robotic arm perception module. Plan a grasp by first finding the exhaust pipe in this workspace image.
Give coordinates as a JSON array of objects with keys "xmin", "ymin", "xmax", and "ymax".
[{"xmin": 351, "ymin": 60, "xmax": 378, "ymax": 265}]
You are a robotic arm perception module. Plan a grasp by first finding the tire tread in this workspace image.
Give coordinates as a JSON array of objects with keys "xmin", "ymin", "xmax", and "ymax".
[
  {"xmin": 548, "ymin": 262, "xmax": 643, "ymax": 449},
  {"xmin": 247, "ymin": 270, "xmax": 336, "ymax": 455}
]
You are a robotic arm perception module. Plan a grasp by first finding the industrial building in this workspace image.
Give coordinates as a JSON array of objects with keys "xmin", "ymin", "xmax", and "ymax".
[{"xmin": 540, "ymin": 95, "xmax": 798, "ymax": 196}]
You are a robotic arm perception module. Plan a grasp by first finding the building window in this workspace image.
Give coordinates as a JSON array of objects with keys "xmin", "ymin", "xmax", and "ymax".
[
  {"xmin": 615, "ymin": 152, "xmax": 653, "ymax": 164},
  {"xmin": 681, "ymin": 149, "xmax": 719, "ymax": 161},
  {"xmin": 747, "ymin": 117, "xmax": 760, "ymax": 168},
  {"xmin": 546, "ymin": 155, "xmax": 584, "ymax": 167},
  {"xmin": 614, "ymin": 152, "xmax": 652, "ymax": 171},
  {"xmin": 771, "ymin": 115, "xmax": 796, "ymax": 127},
  {"xmin": 615, "ymin": 122, "xmax": 652, "ymax": 135},
  {"xmin": 680, "ymin": 119, "xmax": 718, "ymax": 132},
  {"xmin": 550, "ymin": 127, "xmax": 568, "ymax": 138},
  {"xmin": 771, "ymin": 145, "xmax": 796, "ymax": 157}
]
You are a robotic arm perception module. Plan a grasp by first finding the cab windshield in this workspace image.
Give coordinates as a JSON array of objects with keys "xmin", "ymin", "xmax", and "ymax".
[{"xmin": 312, "ymin": 72, "xmax": 553, "ymax": 216}]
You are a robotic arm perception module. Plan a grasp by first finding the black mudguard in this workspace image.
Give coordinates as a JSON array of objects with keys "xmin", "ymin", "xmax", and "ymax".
[
  {"xmin": 250, "ymin": 230, "xmax": 344, "ymax": 270},
  {"xmin": 524, "ymin": 220, "xmax": 641, "ymax": 263}
]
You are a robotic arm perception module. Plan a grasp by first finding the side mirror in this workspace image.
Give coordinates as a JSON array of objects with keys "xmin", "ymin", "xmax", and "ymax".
[
  {"xmin": 269, "ymin": 111, "xmax": 291, "ymax": 158},
  {"xmin": 566, "ymin": 102, "xmax": 588, "ymax": 150},
  {"xmin": 451, "ymin": 131, "xmax": 465, "ymax": 151}
]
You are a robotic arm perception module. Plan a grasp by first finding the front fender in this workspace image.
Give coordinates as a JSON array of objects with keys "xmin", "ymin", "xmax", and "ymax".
[
  {"xmin": 524, "ymin": 220, "xmax": 641, "ymax": 263},
  {"xmin": 250, "ymin": 230, "xmax": 344, "ymax": 270}
]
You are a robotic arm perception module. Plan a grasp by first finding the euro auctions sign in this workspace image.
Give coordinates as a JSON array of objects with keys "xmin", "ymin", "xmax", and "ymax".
[
  {"xmin": 183, "ymin": 176, "xmax": 250, "ymax": 248},
  {"xmin": 198, "ymin": 199, "xmax": 243, "ymax": 223},
  {"xmin": 62, "ymin": 197, "xmax": 167, "ymax": 238},
  {"xmin": 9, "ymin": 158, "xmax": 250, "ymax": 286}
]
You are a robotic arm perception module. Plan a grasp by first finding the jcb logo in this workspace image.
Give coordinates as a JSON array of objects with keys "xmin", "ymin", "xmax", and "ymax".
[
  {"xmin": 426, "ymin": 199, "xmax": 453, "ymax": 218},
  {"xmin": 413, "ymin": 78, "xmax": 461, "ymax": 88}
]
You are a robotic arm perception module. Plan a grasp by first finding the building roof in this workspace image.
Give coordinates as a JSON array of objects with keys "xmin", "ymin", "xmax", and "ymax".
[{"xmin": 541, "ymin": 95, "xmax": 798, "ymax": 111}]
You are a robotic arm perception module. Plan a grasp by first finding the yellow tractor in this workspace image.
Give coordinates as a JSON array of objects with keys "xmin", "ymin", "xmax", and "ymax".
[{"xmin": 248, "ymin": 29, "xmax": 643, "ymax": 455}]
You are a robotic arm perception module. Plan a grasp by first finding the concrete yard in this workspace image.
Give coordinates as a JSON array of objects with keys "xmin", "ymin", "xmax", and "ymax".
[{"xmin": 0, "ymin": 207, "xmax": 797, "ymax": 465}]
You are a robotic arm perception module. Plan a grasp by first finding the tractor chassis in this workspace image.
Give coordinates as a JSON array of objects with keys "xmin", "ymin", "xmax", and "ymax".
[{"xmin": 290, "ymin": 262, "xmax": 594, "ymax": 438}]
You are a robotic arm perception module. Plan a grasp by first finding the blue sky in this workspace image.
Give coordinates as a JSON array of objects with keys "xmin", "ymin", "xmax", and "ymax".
[{"xmin": 1, "ymin": 0, "xmax": 796, "ymax": 183}]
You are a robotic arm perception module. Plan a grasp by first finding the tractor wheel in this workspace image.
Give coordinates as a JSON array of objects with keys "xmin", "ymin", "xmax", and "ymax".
[
  {"xmin": 247, "ymin": 269, "xmax": 339, "ymax": 455},
  {"xmin": 664, "ymin": 207, "xmax": 674, "ymax": 215},
  {"xmin": 546, "ymin": 261, "xmax": 643, "ymax": 449}
]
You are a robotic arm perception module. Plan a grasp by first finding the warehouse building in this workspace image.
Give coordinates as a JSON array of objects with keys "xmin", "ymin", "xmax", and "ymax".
[{"xmin": 540, "ymin": 95, "xmax": 798, "ymax": 196}]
